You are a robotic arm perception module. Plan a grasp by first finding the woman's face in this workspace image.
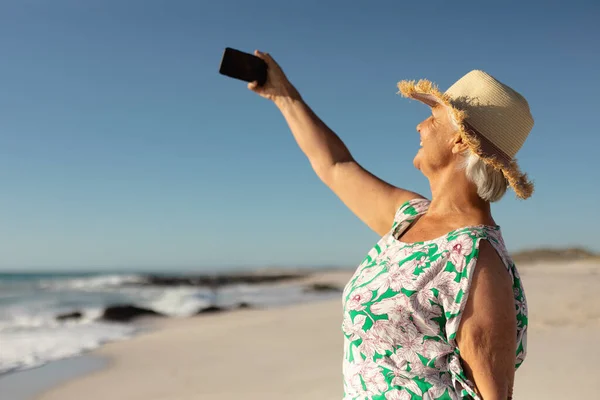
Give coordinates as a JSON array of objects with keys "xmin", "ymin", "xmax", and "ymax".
[{"xmin": 413, "ymin": 104, "xmax": 461, "ymax": 175}]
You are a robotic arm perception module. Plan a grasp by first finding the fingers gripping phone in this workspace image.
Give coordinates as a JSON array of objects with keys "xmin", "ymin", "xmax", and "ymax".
[{"xmin": 219, "ymin": 47, "xmax": 268, "ymax": 86}]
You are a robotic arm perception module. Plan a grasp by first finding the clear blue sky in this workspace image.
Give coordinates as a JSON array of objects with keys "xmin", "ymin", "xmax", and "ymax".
[{"xmin": 1, "ymin": 0, "xmax": 598, "ymax": 271}]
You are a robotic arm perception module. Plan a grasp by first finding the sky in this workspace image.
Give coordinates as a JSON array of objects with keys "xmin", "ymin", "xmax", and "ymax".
[{"xmin": 0, "ymin": 0, "xmax": 599, "ymax": 271}]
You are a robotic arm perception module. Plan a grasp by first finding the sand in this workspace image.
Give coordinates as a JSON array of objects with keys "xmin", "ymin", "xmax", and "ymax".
[{"xmin": 35, "ymin": 262, "xmax": 600, "ymax": 400}]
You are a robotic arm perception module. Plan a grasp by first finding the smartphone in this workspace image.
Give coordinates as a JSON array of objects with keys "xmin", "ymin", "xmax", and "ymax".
[{"xmin": 219, "ymin": 47, "xmax": 268, "ymax": 86}]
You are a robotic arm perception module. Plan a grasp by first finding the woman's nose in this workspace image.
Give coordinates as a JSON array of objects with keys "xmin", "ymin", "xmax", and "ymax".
[{"xmin": 416, "ymin": 123, "xmax": 421, "ymax": 133}]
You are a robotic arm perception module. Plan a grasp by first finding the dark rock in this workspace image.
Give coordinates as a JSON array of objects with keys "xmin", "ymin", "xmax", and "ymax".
[
  {"xmin": 101, "ymin": 305, "xmax": 164, "ymax": 322},
  {"xmin": 128, "ymin": 273, "xmax": 308, "ymax": 288},
  {"xmin": 57, "ymin": 311, "xmax": 83, "ymax": 321},
  {"xmin": 303, "ymin": 283, "xmax": 342, "ymax": 293},
  {"xmin": 196, "ymin": 305, "xmax": 225, "ymax": 315},
  {"xmin": 237, "ymin": 302, "xmax": 252, "ymax": 309}
]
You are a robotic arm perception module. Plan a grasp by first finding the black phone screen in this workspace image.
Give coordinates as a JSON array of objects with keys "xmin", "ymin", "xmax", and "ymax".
[{"xmin": 219, "ymin": 48, "xmax": 268, "ymax": 86}]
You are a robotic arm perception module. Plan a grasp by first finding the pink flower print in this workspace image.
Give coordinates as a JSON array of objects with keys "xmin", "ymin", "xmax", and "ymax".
[
  {"xmin": 411, "ymin": 306, "xmax": 442, "ymax": 336},
  {"xmin": 388, "ymin": 264, "xmax": 418, "ymax": 292},
  {"xmin": 365, "ymin": 264, "xmax": 414, "ymax": 294},
  {"xmin": 354, "ymin": 264, "xmax": 385, "ymax": 287},
  {"xmin": 343, "ymin": 357, "xmax": 360, "ymax": 378},
  {"xmin": 413, "ymin": 265, "xmax": 448, "ymax": 300},
  {"xmin": 411, "ymin": 199, "xmax": 431, "ymax": 214},
  {"xmin": 513, "ymin": 287, "xmax": 522, "ymax": 298},
  {"xmin": 360, "ymin": 320, "xmax": 396, "ymax": 358},
  {"xmin": 448, "ymin": 236, "xmax": 474, "ymax": 273},
  {"xmin": 390, "ymin": 374, "xmax": 423, "ymax": 397},
  {"xmin": 358, "ymin": 334, "xmax": 380, "ymax": 359},
  {"xmin": 402, "ymin": 254, "xmax": 429, "ymax": 273},
  {"xmin": 391, "ymin": 324, "xmax": 423, "ymax": 367},
  {"xmin": 361, "ymin": 361, "xmax": 388, "ymax": 395},
  {"xmin": 435, "ymin": 274, "xmax": 459, "ymax": 300},
  {"xmin": 388, "ymin": 246, "xmax": 414, "ymax": 265},
  {"xmin": 422, "ymin": 339, "xmax": 451, "ymax": 370},
  {"xmin": 384, "ymin": 389, "xmax": 412, "ymax": 400},
  {"xmin": 342, "ymin": 313, "xmax": 366, "ymax": 341},
  {"xmin": 425, "ymin": 372, "xmax": 453, "ymax": 398},
  {"xmin": 370, "ymin": 294, "xmax": 411, "ymax": 322},
  {"xmin": 366, "ymin": 271, "xmax": 391, "ymax": 293},
  {"xmin": 386, "ymin": 353, "xmax": 426, "ymax": 393},
  {"xmin": 371, "ymin": 319, "xmax": 398, "ymax": 347},
  {"xmin": 365, "ymin": 266, "xmax": 412, "ymax": 294},
  {"xmin": 414, "ymin": 284, "xmax": 437, "ymax": 313},
  {"xmin": 344, "ymin": 361, "xmax": 366, "ymax": 398},
  {"xmin": 516, "ymin": 298, "xmax": 527, "ymax": 315},
  {"xmin": 347, "ymin": 287, "xmax": 373, "ymax": 311}
]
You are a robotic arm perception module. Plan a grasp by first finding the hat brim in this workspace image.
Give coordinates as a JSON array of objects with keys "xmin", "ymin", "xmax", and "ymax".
[
  {"xmin": 397, "ymin": 78, "xmax": 534, "ymax": 200},
  {"xmin": 408, "ymin": 92, "xmax": 442, "ymax": 108}
]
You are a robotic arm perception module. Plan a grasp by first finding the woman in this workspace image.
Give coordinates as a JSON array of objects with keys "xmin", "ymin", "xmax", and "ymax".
[{"xmin": 248, "ymin": 50, "xmax": 530, "ymax": 400}]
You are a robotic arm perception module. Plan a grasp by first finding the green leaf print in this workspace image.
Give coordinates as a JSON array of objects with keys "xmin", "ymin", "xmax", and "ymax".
[
  {"xmin": 417, "ymin": 353, "xmax": 431, "ymax": 367},
  {"xmin": 455, "ymin": 289, "xmax": 464, "ymax": 304},
  {"xmin": 348, "ymin": 310, "xmax": 367, "ymax": 325},
  {"xmin": 413, "ymin": 264, "xmax": 430, "ymax": 276},
  {"xmin": 369, "ymin": 287, "xmax": 395, "ymax": 304},
  {"xmin": 443, "ymin": 261, "xmax": 457, "ymax": 274},
  {"xmin": 431, "ymin": 315, "xmax": 447, "ymax": 337},
  {"xmin": 362, "ymin": 315, "xmax": 374, "ymax": 331},
  {"xmin": 342, "ymin": 199, "xmax": 528, "ymax": 399},
  {"xmin": 423, "ymin": 335, "xmax": 443, "ymax": 343},
  {"xmin": 518, "ymin": 314, "xmax": 528, "ymax": 326},
  {"xmin": 404, "ymin": 205, "xmax": 420, "ymax": 216},
  {"xmin": 414, "ymin": 376, "xmax": 434, "ymax": 394},
  {"xmin": 359, "ymin": 374, "xmax": 368, "ymax": 392}
]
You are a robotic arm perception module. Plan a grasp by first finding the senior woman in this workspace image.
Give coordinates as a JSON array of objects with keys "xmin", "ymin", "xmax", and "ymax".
[{"xmin": 248, "ymin": 50, "xmax": 530, "ymax": 400}]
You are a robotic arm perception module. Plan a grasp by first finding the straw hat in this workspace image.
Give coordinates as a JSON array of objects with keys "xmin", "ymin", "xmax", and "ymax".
[{"xmin": 398, "ymin": 70, "xmax": 535, "ymax": 199}]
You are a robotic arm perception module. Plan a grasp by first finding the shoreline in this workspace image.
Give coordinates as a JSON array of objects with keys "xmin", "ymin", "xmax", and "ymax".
[
  {"xmin": 6, "ymin": 261, "xmax": 600, "ymax": 399},
  {"xmin": 0, "ymin": 267, "xmax": 353, "ymax": 377},
  {"xmin": 1, "ymin": 270, "xmax": 355, "ymax": 400},
  {"xmin": 36, "ymin": 298, "xmax": 348, "ymax": 400},
  {"xmin": 0, "ymin": 355, "xmax": 108, "ymax": 400}
]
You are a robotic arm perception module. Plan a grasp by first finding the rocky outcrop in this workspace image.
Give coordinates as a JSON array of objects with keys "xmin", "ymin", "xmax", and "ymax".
[
  {"xmin": 128, "ymin": 273, "xmax": 308, "ymax": 288},
  {"xmin": 101, "ymin": 305, "xmax": 164, "ymax": 322},
  {"xmin": 56, "ymin": 311, "xmax": 83, "ymax": 321},
  {"xmin": 303, "ymin": 283, "xmax": 342, "ymax": 293}
]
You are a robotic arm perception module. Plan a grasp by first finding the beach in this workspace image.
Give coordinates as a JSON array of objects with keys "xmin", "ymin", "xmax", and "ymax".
[{"xmin": 1, "ymin": 261, "xmax": 598, "ymax": 399}]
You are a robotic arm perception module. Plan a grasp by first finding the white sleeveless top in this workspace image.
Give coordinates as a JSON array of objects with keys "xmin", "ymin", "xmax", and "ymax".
[{"xmin": 341, "ymin": 199, "xmax": 528, "ymax": 399}]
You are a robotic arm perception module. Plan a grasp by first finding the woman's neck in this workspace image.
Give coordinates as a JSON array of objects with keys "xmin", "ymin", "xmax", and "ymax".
[{"xmin": 426, "ymin": 169, "xmax": 493, "ymax": 223}]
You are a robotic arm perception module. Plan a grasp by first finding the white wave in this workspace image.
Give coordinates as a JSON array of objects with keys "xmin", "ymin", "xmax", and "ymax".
[
  {"xmin": 142, "ymin": 287, "xmax": 212, "ymax": 317},
  {"xmin": 0, "ymin": 277, "xmax": 342, "ymax": 376},
  {"xmin": 0, "ymin": 306, "xmax": 105, "ymax": 333},
  {"xmin": 0, "ymin": 322, "xmax": 135, "ymax": 375},
  {"xmin": 38, "ymin": 274, "xmax": 145, "ymax": 291}
]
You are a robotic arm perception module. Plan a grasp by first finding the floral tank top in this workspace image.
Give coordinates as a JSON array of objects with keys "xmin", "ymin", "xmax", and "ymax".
[{"xmin": 341, "ymin": 199, "xmax": 528, "ymax": 400}]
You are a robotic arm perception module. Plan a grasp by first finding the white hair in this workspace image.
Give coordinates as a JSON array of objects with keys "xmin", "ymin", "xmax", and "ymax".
[{"xmin": 461, "ymin": 151, "xmax": 508, "ymax": 202}]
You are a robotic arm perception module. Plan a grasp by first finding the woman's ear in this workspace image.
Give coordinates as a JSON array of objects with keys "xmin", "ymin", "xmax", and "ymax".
[{"xmin": 451, "ymin": 133, "xmax": 470, "ymax": 154}]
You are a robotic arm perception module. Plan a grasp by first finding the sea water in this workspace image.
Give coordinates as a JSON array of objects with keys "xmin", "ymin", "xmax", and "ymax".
[{"xmin": 0, "ymin": 271, "xmax": 335, "ymax": 375}]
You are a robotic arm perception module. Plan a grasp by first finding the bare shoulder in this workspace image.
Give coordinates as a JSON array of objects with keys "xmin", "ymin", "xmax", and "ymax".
[{"xmin": 464, "ymin": 239, "xmax": 515, "ymax": 325}]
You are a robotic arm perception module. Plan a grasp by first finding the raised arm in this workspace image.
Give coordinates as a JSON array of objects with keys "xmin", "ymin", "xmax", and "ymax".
[{"xmin": 248, "ymin": 50, "xmax": 424, "ymax": 236}]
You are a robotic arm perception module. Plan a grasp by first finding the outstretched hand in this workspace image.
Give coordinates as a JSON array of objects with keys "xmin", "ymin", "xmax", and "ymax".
[{"xmin": 247, "ymin": 50, "xmax": 301, "ymax": 104}]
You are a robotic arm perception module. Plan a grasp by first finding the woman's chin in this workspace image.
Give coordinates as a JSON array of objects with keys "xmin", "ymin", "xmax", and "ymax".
[
  {"xmin": 413, "ymin": 157, "xmax": 421, "ymax": 170},
  {"xmin": 413, "ymin": 151, "xmax": 423, "ymax": 170}
]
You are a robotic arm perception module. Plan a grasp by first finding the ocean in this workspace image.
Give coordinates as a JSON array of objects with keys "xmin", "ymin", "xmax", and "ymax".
[{"xmin": 0, "ymin": 270, "xmax": 338, "ymax": 376}]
